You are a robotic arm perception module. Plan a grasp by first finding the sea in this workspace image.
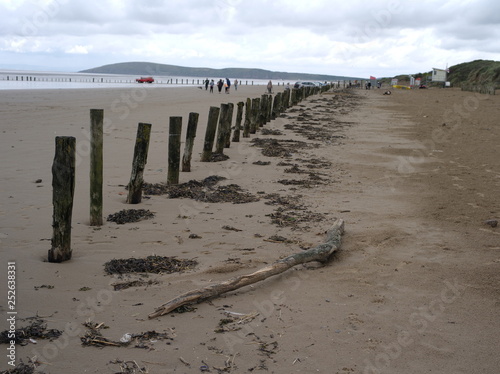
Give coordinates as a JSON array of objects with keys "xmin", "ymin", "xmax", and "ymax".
[{"xmin": 0, "ymin": 69, "xmax": 298, "ymax": 90}]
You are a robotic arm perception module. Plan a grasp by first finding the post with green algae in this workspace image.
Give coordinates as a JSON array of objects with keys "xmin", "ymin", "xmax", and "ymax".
[
  {"xmin": 89, "ymin": 109, "xmax": 103, "ymax": 226},
  {"xmin": 181, "ymin": 112, "xmax": 199, "ymax": 172},
  {"xmin": 232, "ymin": 101, "xmax": 245, "ymax": 142},
  {"xmin": 215, "ymin": 103, "xmax": 231, "ymax": 154},
  {"xmin": 167, "ymin": 117, "xmax": 182, "ymax": 185},
  {"xmin": 49, "ymin": 136, "xmax": 76, "ymax": 263},
  {"xmin": 201, "ymin": 106, "xmax": 220, "ymax": 162},
  {"xmin": 126, "ymin": 122, "xmax": 152, "ymax": 204},
  {"xmin": 242, "ymin": 98, "xmax": 252, "ymax": 138}
]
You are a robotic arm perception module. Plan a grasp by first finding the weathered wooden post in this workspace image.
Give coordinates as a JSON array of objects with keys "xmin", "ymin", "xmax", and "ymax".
[
  {"xmin": 224, "ymin": 103, "xmax": 234, "ymax": 148},
  {"xmin": 259, "ymin": 94, "xmax": 267, "ymax": 127},
  {"xmin": 126, "ymin": 122, "xmax": 152, "ymax": 204},
  {"xmin": 167, "ymin": 117, "xmax": 182, "ymax": 185},
  {"xmin": 250, "ymin": 98, "xmax": 260, "ymax": 134},
  {"xmin": 242, "ymin": 98, "xmax": 252, "ymax": 138},
  {"xmin": 266, "ymin": 94, "xmax": 273, "ymax": 123},
  {"xmin": 181, "ymin": 112, "xmax": 199, "ymax": 172},
  {"xmin": 272, "ymin": 93, "xmax": 281, "ymax": 119},
  {"xmin": 232, "ymin": 102, "xmax": 244, "ymax": 142},
  {"xmin": 283, "ymin": 88, "xmax": 291, "ymax": 109},
  {"xmin": 291, "ymin": 88, "xmax": 298, "ymax": 106},
  {"xmin": 215, "ymin": 104, "xmax": 231, "ymax": 154},
  {"xmin": 49, "ymin": 136, "xmax": 76, "ymax": 263},
  {"xmin": 90, "ymin": 109, "xmax": 103, "ymax": 226},
  {"xmin": 201, "ymin": 106, "xmax": 220, "ymax": 162}
]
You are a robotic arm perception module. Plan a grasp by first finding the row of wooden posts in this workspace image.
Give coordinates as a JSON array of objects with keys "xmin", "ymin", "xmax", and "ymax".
[
  {"xmin": 48, "ymin": 84, "xmax": 332, "ymax": 262},
  {"xmin": 4, "ymin": 75, "xmax": 294, "ymax": 86}
]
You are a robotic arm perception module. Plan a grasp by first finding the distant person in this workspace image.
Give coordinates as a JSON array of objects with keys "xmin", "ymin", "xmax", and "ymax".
[
  {"xmin": 217, "ymin": 79, "xmax": 223, "ymax": 93},
  {"xmin": 225, "ymin": 78, "xmax": 231, "ymax": 94},
  {"xmin": 204, "ymin": 78, "xmax": 209, "ymax": 90},
  {"xmin": 210, "ymin": 79, "xmax": 214, "ymax": 93},
  {"xmin": 285, "ymin": 82, "xmax": 290, "ymax": 90},
  {"xmin": 267, "ymin": 80, "xmax": 273, "ymax": 93},
  {"xmin": 377, "ymin": 81, "xmax": 382, "ymax": 89},
  {"xmin": 234, "ymin": 79, "xmax": 238, "ymax": 91}
]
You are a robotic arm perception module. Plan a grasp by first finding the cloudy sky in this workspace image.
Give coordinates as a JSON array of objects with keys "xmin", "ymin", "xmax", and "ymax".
[{"xmin": 1, "ymin": 0, "xmax": 499, "ymax": 78}]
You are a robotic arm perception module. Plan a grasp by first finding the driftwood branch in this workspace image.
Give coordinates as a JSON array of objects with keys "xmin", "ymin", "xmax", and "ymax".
[{"xmin": 148, "ymin": 218, "xmax": 344, "ymax": 319}]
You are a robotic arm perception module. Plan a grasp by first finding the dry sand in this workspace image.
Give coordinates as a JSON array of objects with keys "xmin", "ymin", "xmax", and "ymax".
[{"xmin": 0, "ymin": 84, "xmax": 499, "ymax": 373}]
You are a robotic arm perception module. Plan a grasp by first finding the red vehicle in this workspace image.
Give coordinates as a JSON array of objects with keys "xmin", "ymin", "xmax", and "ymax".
[{"xmin": 136, "ymin": 77, "xmax": 154, "ymax": 83}]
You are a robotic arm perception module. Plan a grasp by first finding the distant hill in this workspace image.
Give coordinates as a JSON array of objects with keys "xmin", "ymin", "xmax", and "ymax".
[{"xmin": 79, "ymin": 61, "xmax": 363, "ymax": 81}]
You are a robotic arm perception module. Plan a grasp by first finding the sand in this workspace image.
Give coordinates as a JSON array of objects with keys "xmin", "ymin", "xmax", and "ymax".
[{"xmin": 0, "ymin": 84, "xmax": 499, "ymax": 373}]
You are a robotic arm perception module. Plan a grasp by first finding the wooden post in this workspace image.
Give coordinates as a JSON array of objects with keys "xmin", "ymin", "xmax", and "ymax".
[
  {"xmin": 90, "ymin": 109, "xmax": 103, "ymax": 226},
  {"xmin": 224, "ymin": 103, "xmax": 234, "ymax": 148},
  {"xmin": 291, "ymin": 88, "xmax": 298, "ymax": 106},
  {"xmin": 167, "ymin": 117, "xmax": 182, "ymax": 185},
  {"xmin": 266, "ymin": 94, "xmax": 273, "ymax": 123},
  {"xmin": 242, "ymin": 98, "xmax": 252, "ymax": 138},
  {"xmin": 283, "ymin": 88, "xmax": 291, "ymax": 109},
  {"xmin": 272, "ymin": 93, "xmax": 281, "ymax": 119},
  {"xmin": 49, "ymin": 136, "xmax": 76, "ymax": 263},
  {"xmin": 232, "ymin": 102, "xmax": 244, "ymax": 142},
  {"xmin": 215, "ymin": 104, "xmax": 230, "ymax": 154},
  {"xmin": 181, "ymin": 112, "xmax": 199, "ymax": 172},
  {"xmin": 201, "ymin": 106, "xmax": 220, "ymax": 162},
  {"xmin": 259, "ymin": 94, "xmax": 267, "ymax": 127},
  {"xmin": 250, "ymin": 97, "xmax": 260, "ymax": 134},
  {"xmin": 126, "ymin": 123, "xmax": 152, "ymax": 204}
]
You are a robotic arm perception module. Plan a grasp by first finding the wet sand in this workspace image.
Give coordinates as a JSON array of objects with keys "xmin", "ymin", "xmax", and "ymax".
[{"xmin": 0, "ymin": 84, "xmax": 499, "ymax": 373}]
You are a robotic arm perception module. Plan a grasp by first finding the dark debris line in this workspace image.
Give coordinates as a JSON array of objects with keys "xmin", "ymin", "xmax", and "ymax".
[
  {"xmin": 106, "ymin": 209, "xmax": 155, "ymax": 224},
  {"xmin": 142, "ymin": 175, "xmax": 259, "ymax": 204},
  {"xmin": 0, "ymin": 318, "xmax": 63, "ymax": 346},
  {"xmin": 103, "ymin": 255, "xmax": 198, "ymax": 275}
]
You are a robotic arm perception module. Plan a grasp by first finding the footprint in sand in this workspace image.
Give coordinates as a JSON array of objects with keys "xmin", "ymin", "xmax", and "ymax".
[{"xmin": 452, "ymin": 183, "xmax": 466, "ymax": 190}]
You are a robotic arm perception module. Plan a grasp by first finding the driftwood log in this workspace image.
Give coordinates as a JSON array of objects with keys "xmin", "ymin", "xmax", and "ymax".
[{"xmin": 148, "ymin": 218, "xmax": 344, "ymax": 319}]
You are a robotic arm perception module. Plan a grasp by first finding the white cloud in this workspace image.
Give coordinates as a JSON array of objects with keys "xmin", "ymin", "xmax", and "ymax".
[
  {"xmin": 0, "ymin": 0, "xmax": 499, "ymax": 76},
  {"xmin": 65, "ymin": 44, "xmax": 90, "ymax": 54}
]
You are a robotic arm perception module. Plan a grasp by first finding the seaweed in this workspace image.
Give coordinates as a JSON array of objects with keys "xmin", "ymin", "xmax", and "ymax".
[{"xmin": 104, "ymin": 255, "xmax": 197, "ymax": 275}]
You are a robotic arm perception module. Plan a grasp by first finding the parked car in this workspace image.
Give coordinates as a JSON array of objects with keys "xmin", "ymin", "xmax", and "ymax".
[
  {"xmin": 136, "ymin": 77, "xmax": 154, "ymax": 83},
  {"xmin": 293, "ymin": 81, "xmax": 317, "ymax": 88}
]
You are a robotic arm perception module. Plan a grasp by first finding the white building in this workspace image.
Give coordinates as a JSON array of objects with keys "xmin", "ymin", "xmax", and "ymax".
[{"xmin": 431, "ymin": 68, "xmax": 447, "ymax": 82}]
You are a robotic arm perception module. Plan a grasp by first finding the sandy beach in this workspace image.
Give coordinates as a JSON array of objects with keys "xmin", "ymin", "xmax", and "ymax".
[{"xmin": 0, "ymin": 84, "xmax": 499, "ymax": 373}]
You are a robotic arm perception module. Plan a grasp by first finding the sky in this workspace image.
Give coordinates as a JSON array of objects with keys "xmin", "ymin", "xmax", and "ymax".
[{"xmin": 1, "ymin": 0, "xmax": 500, "ymax": 78}]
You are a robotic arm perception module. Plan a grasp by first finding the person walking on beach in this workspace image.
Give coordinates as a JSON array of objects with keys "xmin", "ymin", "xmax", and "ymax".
[
  {"xmin": 225, "ymin": 78, "xmax": 231, "ymax": 94},
  {"xmin": 210, "ymin": 79, "xmax": 214, "ymax": 93},
  {"xmin": 217, "ymin": 79, "xmax": 224, "ymax": 93},
  {"xmin": 267, "ymin": 80, "xmax": 273, "ymax": 94},
  {"xmin": 234, "ymin": 79, "xmax": 238, "ymax": 91},
  {"xmin": 204, "ymin": 78, "xmax": 209, "ymax": 90}
]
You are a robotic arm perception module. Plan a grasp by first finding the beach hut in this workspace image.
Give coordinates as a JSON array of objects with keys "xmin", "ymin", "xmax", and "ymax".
[{"xmin": 431, "ymin": 68, "xmax": 447, "ymax": 82}]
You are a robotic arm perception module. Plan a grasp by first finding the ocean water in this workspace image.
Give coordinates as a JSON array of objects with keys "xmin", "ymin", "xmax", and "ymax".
[{"xmin": 0, "ymin": 70, "xmax": 292, "ymax": 90}]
